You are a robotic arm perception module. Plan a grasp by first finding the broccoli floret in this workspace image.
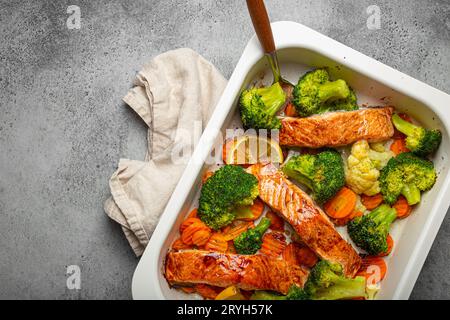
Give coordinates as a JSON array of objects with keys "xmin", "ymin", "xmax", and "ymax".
[
  {"xmin": 392, "ymin": 114, "xmax": 442, "ymax": 157},
  {"xmin": 292, "ymin": 69, "xmax": 357, "ymax": 117},
  {"xmin": 282, "ymin": 149, "xmax": 346, "ymax": 203},
  {"xmin": 379, "ymin": 152, "xmax": 437, "ymax": 205},
  {"xmin": 199, "ymin": 165, "xmax": 259, "ymax": 230},
  {"xmin": 302, "ymin": 260, "xmax": 366, "ymax": 300},
  {"xmin": 233, "ymin": 217, "xmax": 271, "ymax": 254},
  {"xmin": 348, "ymin": 204, "xmax": 397, "ymax": 255},
  {"xmin": 251, "ymin": 261, "xmax": 366, "ymax": 300},
  {"xmin": 239, "ymin": 82, "xmax": 286, "ymax": 130}
]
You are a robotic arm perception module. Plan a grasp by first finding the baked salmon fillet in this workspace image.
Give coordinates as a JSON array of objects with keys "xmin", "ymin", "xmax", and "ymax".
[
  {"xmin": 165, "ymin": 250, "xmax": 309, "ymax": 294},
  {"xmin": 248, "ymin": 164, "xmax": 362, "ymax": 277},
  {"xmin": 279, "ymin": 107, "xmax": 394, "ymax": 148}
]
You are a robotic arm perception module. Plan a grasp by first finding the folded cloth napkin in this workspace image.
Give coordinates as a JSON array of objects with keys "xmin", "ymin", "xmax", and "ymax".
[{"xmin": 104, "ymin": 48, "xmax": 227, "ymax": 256}]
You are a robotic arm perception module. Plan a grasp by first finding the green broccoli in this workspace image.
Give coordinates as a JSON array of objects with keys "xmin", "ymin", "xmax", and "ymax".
[
  {"xmin": 198, "ymin": 165, "xmax": 259, "ymax": 230},
  {"xmin": 379, "ymin": 152, "xmax": 437, "ymax": 205},
  {"xmin": 292, "ymin": 69, "xmax": 358, "ymax": 117},
  {"xmin": 251, "ymin": 260, "xmax": 366, "ymax": 300},
  {"xmin": 233, "ymin": 217, "xmax": 271, "ymax": 255},
  {"xmin": 239, "ymin": 82, "xmax": 286, "ymax": 130},
  {"xmin": 348, "ymin": 204, "xmax": 397, "ymax": 255},
  {"xmin": 391, "ymin": 114, "xmax": 442, "ymax": 157},
  {"xmin": 282, "ymin": 149, "xmax": 346, "ymax": 203}
]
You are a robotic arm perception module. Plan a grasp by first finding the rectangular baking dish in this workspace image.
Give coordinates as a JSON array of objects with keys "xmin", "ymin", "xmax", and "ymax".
[{"xmin": 132, "ymin": 21, "xmax": 450, "ymax": 300}]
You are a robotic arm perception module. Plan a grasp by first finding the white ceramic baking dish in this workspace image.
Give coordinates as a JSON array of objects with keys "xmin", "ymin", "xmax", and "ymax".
[{"xmin": 132, "ymin": 21, "xmax": 450, "ymax": 300}]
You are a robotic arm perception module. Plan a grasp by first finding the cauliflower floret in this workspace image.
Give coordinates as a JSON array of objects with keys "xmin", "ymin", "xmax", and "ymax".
[{"xmin": 345, "ymin": 140, "xmax": 393, "ymax": 196}]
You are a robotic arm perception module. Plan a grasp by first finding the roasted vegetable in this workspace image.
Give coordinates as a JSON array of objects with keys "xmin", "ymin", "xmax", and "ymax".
[
  {"xmin": 233, "ymin": 217, "xmax": 271, "ymax": 255},
  {"xmin": 239, "ymin": 82, "xmax": 286, "ymax": 130},
  {"xmin": 198, "ymin": 165, "xmax": 259, "ymax": 230},
  {"xmin": 251, "ymin": 260, "xmax": 366, "ymax": 300},
  {"xmin": 292, "ymin": 69, "xmax": 357, "ymax": 117},
  {"xmin": 348, "ymin": 204, "xmax": 397, "ymax": 255},
  {"xmin": 379, "ymin": 152, "xmax": 436, "ymax": 205},
  {"xmin": 345, "ymin": 140, "xmax": 393, "ymax": 196},
  {"xmin": 391, "ymin": 114, "xmax": 442, "ymax": 157},
  {"xmin": 282, "ymin": 149, "xmax": 345, "ymax": 203}
]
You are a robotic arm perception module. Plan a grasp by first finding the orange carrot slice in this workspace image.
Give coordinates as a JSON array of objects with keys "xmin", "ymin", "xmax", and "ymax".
[
  {"xmin": 265, "ymin": 210, "xmax": 285, "ymax": 231},
  {"xmin": 204, "ymin": 233, "xmax": 228, "ymax": 252},
  {"xmin": 172, "ymin": 238, "xmax": 194, "ymax": 251},
  {"xmin": 187, "ymin": 208, "xmax": 198, "ymax": 219},
  {"xmin": 284, "ymin": 102, "xmax": 298, "ymax": 117},
  {"xmin": 324, "ymin": 187, "xmax": 357, "ymax": 219},
  {"xmin": 393, "ymin": 196, "xmax": 412, "ymax": 219},
  {"xmin": 361, "ymin": 193, "xmax": 384, "ymax": 210},
  {"xmin": 390, "ymin": 138, "xmax": 410, "ymax": 155},
  {"xmin": 194, "ymin": 284, "xmax": 222, "ymax": 300},
  {"xmin": 181, "ymin": 221, "xmax": 209, "ymax": 245},
  {"xmin": 180, "ymin": 217, "xmax": 203, "ymax": 234},
  {"xmin": 235, "ymin": 199, "xmax": 265, "ymax": 221},
  {"xmin": 222, "ymin": 221, "xmax": 254, "ymax": 241},
  {"xmin": 260, "ymin": 232, "xmax": 286, "ymax": 257},
  {"xmin": 379, "ymin": 234, "xmax": 394, "ymax": 257},
  {"xmin": 202, "ymin": 171, "xmax": 214, "ymax": 184},
  {"xmin": 333, "ymin": 210, "xmax": 363, "ymax": 226},
  {"xmin": 192, "ymin": 229, "xmax": 212, "ymax": 247},
  {"xmin": 357, "ymin": 256, "xmax": 387, "ymax": 284}
]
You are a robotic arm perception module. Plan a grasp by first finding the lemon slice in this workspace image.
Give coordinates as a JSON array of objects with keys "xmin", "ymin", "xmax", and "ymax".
[
  {"xmin": 223, "ymin": 135, "xmax": 283, "ymax": 165},
  {"xmin": 215, "ymin": 286, "xmax": 245, "ymax": 300}
]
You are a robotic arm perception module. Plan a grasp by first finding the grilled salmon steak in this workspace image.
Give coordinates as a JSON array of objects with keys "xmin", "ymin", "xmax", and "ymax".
[
  {"xmin": 165, "ymin": 250, "xmax": 309, "ymax": 294},
  {"xmin": 279, "ymin": 107, "xmax": 394, "ymax": 148},
  {"xmin": 248, "ymin": 164, "xmax": 362, "ymax": 277}
]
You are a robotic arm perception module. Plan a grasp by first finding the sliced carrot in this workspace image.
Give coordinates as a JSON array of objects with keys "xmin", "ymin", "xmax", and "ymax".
[
  {"xmin": 333, "ymin": 210, "xmax": 363, "ymax": 226},
  {"xmin": 361, "ymin": 193, "xmax": 383, "ymax": 210},
  {"xmin": 194, "ymin": 284, "xmax": 223, "ymax": 300},
  {"xmin": 192, "ymin": 229, "xmax": 212, "ymax": 247},
  {"xmin": 284, "ymin": 102, "xmax": 298, "ymax": 117},
  {"xmin": 379, "ymin": 234, "xmax": 394, "ymax": 257},
  {"xmin": 356, "ymin": 256, "xmax": 387, "ymax": 284},
  {"xmin": 172, "ymin": 238, "xmax": 194, "ymax": 251},
  {"xmin": 180, "ymin": 217, "xmax": 203, "ymax": 234},
  {"xmin": 296, "ymin": 246, "xmax": 319, "ymax": 268},
  {"xmin": 260, "ymin": 232, "xmax": 287, "ymax": 257},
  {"xmin": 265, "ymin": 210, "xmax": 285, "ymax": 231},
  {"xmin": 222, "ymin": 221, "xmax": 254, "ymax": 241},
  {"xmin": 235, "ymin": 198, "xmax": 265, "ymax": 221},
  {"xmin": 187, "ymin": 208, "xmax": 198, "ymax": 219},
  {"xmin": 390, "ymin": 138, "xmax": 410, "ymax": 155},
  {"xmin": 204, "ymin": 233, "xmax": 228, "ymax": 252},
  {"xmin": 202, "ymin": 171, "xmax": 214, "ymax": 184},
  {"xmin": 181, "ymin": 221, "xmax": 209, "ymax": 245},
  {"xmin": 324, "ymin": 187, "xmax": 357, "ymax": 219},
  {"xmin": 282, "ymin": 243, "xmax": 299, "ymax": 265},
  {"xmin": 393, "ymin": 196, "xmax": 412, "ymax": 219}
]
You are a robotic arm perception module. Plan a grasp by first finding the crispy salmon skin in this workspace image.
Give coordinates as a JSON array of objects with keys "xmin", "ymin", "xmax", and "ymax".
[
  {"xmin": 280, "ymin": 107, "xmax": 394, "ymax": 148},
  {"xmin": 165, "ymin": 250, "xmax": 309, "ymax": 294},
  {"xmin": 248, "ymin": 164, "xmax": 362, "ymax": 277}
]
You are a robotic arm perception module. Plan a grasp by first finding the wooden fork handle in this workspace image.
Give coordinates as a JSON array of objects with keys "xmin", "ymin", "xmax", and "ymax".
[{"xmin": 246, "ymin": 0, "xmax": 275, "ymax": 54}]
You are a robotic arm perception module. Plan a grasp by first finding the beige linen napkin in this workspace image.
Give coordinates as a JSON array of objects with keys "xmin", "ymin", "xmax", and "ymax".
[{"xmin": 104, "ymin": 48, "xmax": 227, "ymax": 256}]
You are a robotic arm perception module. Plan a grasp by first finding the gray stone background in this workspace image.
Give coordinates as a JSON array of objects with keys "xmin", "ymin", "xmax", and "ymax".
[{"xmin": 0, "ymin": 0, "xmax": 449, "ymax": 300}]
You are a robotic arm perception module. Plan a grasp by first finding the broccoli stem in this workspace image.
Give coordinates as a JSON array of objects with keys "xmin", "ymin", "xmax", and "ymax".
[
  {"xmin": 313, "ymin": 276, "xmax": 366, "ymax": 300},
  {"xmin": 401, "ymin": 184, "xmax": 421, "ymax": 205},
  {"xmin": 254, "ymin": 217, "xmax": 271, "ymax": 234},
  {"xmin": 318, "ymin": 79, "xmax": 350, "ymax": 103},
  {"xmin": 372, "ymin": 204, "xmax": 398, "ymax": 228},
  {"xmin": 258, "ymin": 83, "xmax": 286, "ymax": 116},
  {"xmin": 392, "ymin": 114, "xmax": 418, "ymax": 137}
]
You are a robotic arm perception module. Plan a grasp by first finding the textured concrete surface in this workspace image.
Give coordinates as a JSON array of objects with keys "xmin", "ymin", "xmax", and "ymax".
[{"xmin": 0, "ymin": 0, "xmax": 449, "ymax": 300}]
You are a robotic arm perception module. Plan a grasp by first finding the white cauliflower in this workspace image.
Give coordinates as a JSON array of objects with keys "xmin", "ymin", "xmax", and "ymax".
[{"xmin": 345, "ymin": 140, "xmax": 393, "ymax": 196}]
